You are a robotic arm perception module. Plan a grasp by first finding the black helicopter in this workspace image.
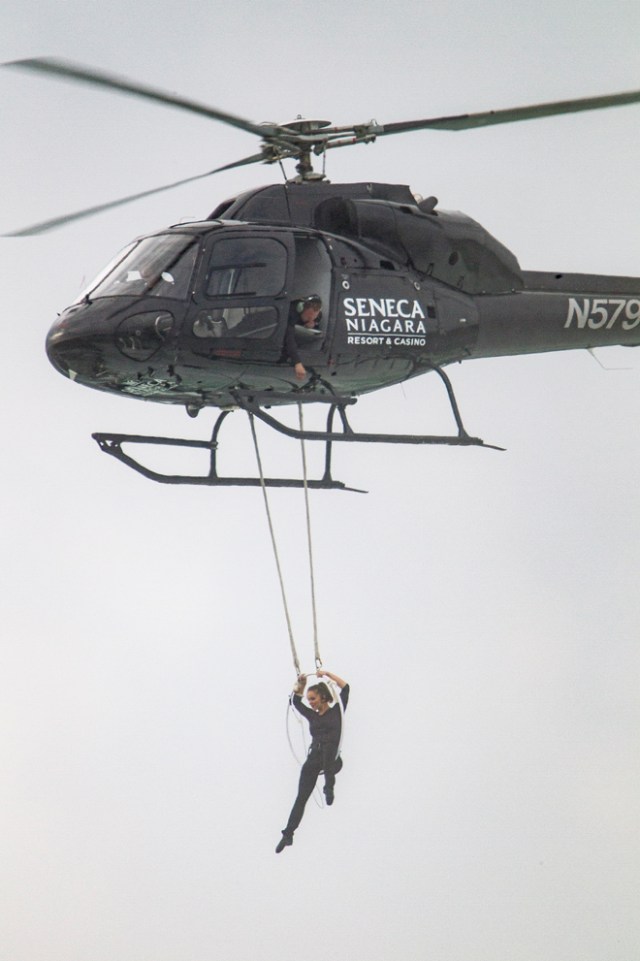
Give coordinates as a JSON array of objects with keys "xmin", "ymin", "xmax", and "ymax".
[{"xmin": 5, "ymin": 58, "xmax": 640, "ymax": 490}]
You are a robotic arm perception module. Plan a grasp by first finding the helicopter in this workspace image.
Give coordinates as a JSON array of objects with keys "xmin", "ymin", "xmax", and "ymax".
[{"xmin": 4, "ymin": 58, "xmax": 640, "ymax": 491}]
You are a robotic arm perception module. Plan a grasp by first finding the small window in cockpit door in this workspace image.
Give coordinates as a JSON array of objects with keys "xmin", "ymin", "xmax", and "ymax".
[{"xmin": 205, "ymin": 237, "xmax": 287, "ymax": 297}]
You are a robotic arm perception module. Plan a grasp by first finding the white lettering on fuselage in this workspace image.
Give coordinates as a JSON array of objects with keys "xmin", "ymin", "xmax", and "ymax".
[
  {"xmin": 346, "ymin": 335, "xmax": 426, "ymax": 346},
  {"xmin": 564, "ymin": 298, "xmax": 640, "ymax": 330},
  {"xmin": 342, "ymin": 297, "xmax": 428, "ymax": 346},
  {"xmin": 343, "ymin": 297, "xmax": 426, "ymax": 320}
]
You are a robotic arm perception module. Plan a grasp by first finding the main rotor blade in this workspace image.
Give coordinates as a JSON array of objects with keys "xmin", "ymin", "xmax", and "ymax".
[
  {"xmin": 379, "ymin": 90, "xmax": 640, "ymax": 135},
  {"xmin": 3, "ymin": 57, "xmax": 277, "ymax": 138},
  {"xmin": 3, "ymin": 152, "xmax": 265, "ymax": 236}
]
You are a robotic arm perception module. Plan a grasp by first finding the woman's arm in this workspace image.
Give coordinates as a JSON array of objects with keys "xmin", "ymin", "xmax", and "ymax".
[
  {"xmin": 291, "ymin": 674, "xmax": 315, "ymax": 719},
  {"xmin": 317, "ymin": 669, "xmax": 347, "ymax": 689}
]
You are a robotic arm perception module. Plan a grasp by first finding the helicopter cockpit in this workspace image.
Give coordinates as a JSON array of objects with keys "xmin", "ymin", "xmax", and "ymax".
[
  {"xmin": 49, "ymin": 223, "xmax": 335, "ymax": 393},
  {"xmin": 71, "ymin": 224, "xmax": 332, "ymax": 347}
]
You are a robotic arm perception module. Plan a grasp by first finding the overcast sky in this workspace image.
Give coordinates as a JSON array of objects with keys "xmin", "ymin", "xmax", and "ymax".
[{"xmin": 1, "ymin": 2, "xmax": 639, "ymax": 960}]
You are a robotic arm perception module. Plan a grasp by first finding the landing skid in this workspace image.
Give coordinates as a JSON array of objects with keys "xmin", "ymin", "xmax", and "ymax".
[{"xmin": 92, "ymin": 368, "xmax": 502, "ymax": 491}]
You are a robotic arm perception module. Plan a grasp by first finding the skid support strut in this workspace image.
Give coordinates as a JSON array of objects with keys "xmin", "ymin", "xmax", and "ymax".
[{"xmin": 92, "ymin": 367, "xmax": 501, "ymax": 490}]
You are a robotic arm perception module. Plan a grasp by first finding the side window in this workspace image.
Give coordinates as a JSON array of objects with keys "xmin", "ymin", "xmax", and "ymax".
[
  {"xmin": 193, "ymin": 306, "xmax": 278, "ymax": 340},
  {"xmin": 206, "ymin": 238, "xmax": 287, "ymax": 297},
  {"xmin": 290, "ymin": 237, "xmax": 332, "ymax": 347}
]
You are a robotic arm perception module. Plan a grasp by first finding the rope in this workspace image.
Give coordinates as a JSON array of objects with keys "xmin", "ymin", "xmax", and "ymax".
[
  {"xmin": 249, "ymin": 413, "xmax": 301, "ymax": 676},
  {"xmin": 298, "ymin": 403, "xmax": 322, "ymax": 669},
  {"xmin": 249, "ymin": 411, "xmax": 342, "ymax": 810},
  {"xmin": 249, "ymin": 407, "xmax": 324, "ymax": 675}
]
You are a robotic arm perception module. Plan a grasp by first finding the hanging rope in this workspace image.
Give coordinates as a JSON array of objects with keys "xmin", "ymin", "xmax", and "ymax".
[
  {"xmin": 298, "ymin": 403, "xmax": 322, "ymax": 669},
  {"xmin": 249, "ymin": 407, "xmax": 324, "ymax": 676},
  {"xmin": 249, "ymin": 413, "xmax": 301, "ymax": 676},
  {"xmin": 250, "ymin": 411, "xmax": 342, "ymax": 811}
]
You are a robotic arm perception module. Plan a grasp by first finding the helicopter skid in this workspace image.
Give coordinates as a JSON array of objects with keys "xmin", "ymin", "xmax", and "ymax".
[{"xmin": 91, "ymin": 387, "xmax": 502, "ymax": 491}]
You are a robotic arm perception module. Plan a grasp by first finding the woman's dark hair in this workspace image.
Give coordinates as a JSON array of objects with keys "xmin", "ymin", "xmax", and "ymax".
[{"xmin": 308, "ymin": 681, "xmax": 333, "ymax": 703}]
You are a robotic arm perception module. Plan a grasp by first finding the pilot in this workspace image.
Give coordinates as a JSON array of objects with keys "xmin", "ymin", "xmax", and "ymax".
[
  {"xmin": 284, "ymin": 294, "xmax": 322, "ymax": 380},
  {"xmin": 276, "ymin": 669, "xmax": 349, "ymax": 853}
]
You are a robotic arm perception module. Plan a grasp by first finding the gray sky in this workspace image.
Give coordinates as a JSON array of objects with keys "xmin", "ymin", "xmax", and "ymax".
[{"xmin": 1, "ymin": 2, "xmax": 639, "ymax": 959}]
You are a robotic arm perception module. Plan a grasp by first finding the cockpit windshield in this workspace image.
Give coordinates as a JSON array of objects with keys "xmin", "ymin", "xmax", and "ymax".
[{"xmin": 78, "ymin": 234, "xmax": 199, "ymax": 302}]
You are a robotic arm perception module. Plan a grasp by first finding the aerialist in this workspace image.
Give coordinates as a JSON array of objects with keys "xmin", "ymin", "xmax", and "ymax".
[{"xmin": 276, "ymin": 669, "xmax": 349, "ymax": 853}]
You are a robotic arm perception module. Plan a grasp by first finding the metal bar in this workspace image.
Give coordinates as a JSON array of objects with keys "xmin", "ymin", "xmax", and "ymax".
[
  {"xmin": 92, "ymin": 432, "xmax": 366, "ymax": 491},
  {"xmin": 93, "ymin": 432, "xmax": 217, "ymax": 450},
  {"xmin": 426, "ymin": 363, "xmax": 469, "ymax": 438},
  {"xmin": 209, "ymin": 409, "xmax": 233, "ymax": 480},
  {"xmin": 322, "ymin": 406, "xmax": 337, "ymax": 485},
  {"xmin": 235, "ymin": 402, "xmax": 497, "ymax": 447},
  {"xmin": 228, "ymin": 365, "xmax": 500, "ymax": 448}
]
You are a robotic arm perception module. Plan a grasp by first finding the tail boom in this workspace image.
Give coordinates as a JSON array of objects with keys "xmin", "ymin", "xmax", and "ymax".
[{"xmin": 472, "ymin": 271, "xmax": 640, "ymax": 359}]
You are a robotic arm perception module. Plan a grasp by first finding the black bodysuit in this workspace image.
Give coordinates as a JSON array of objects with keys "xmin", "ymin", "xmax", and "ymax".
[{"xmin": 282, "ymin": 684, "xmax": 350, "ymax": 838}]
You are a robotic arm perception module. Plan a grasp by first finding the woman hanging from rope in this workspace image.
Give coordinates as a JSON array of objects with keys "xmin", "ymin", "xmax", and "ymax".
[{"xmin": 275, "ymin": 669, "xmax": 350, "ymax": 853}]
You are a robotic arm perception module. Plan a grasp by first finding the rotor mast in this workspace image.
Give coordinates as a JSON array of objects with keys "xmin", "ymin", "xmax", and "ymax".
[{"xmin": 259, "ymin": 117, "xmax": 383, "ymax": 181}]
